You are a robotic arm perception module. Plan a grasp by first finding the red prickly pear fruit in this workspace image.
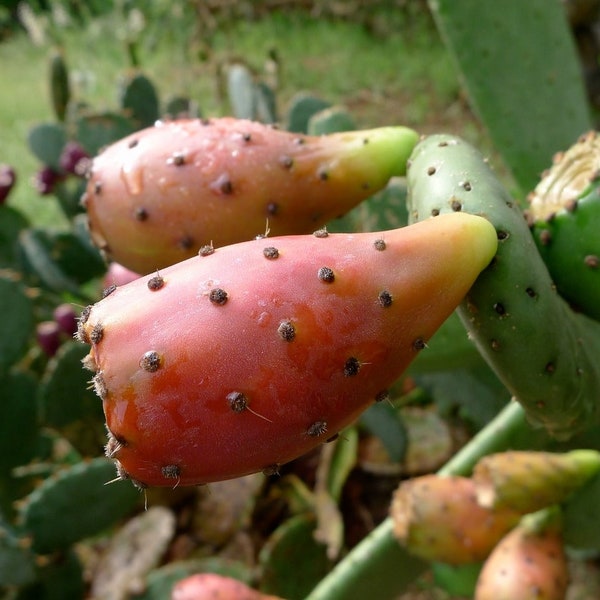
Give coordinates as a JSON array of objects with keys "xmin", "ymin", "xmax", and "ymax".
[
  {"xmin": 83, "ymin": 117, "xmax": 419, "ymax": 273},
  {"xmin": 79, "ymin": 212, "xmax": 497, "ymax": 487},
  {"xmin": 0, "ymin": 164, "xmax": 16, "ymax": 204},
  {"xmin": 33, "ymin": 166, "xmax": 63, "ymax": 195},
  {"xmin": 102, "ymin": 262, "xmax": 141, "ymax": 289},
  {"xmin": 53, "ymin": 303, "xmax": 78, "ymax": 337},
  {"xmin": 473, "ymin": 449, "xmax": 600, "ymax": 514},
  {"xmin": 37, "ymin": 320, "xmax": 62, "ymax": 357},
  {"xmin": 474, "ymin": 507, "xmax": 568, "ymax": 600},
  {"xmin": 59, "ymin": 141, "xmax": 90, "ymax": 176},
  {"xmin": 390, "ymin": 474, "xmax": 521, "ymax": 565},
  {"xmin": 171, "ymin": 573, "xmax": 283, "ymax": 600}
]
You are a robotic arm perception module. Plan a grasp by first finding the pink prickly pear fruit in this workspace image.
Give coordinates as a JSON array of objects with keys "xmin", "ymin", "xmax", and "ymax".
[
  {"xmin": 102, "ymin": 262, "xmax": 141, "ymax": 290},
  {"xmin": 33, "ymin": 166, "xmax": 63, "ymax": 195},
  {"xmin": 82, "ymin": 117, "xmax": 419, "ymax": 273},
  {"xmin": 473, "ymin": 449, "xmax": 600, "ymax": 514},
  {"xmin": 390, "ymin": 474, "xmax": 521, "ymax": 565},
  {"xmin": 171, "ymin": 573, "xmax": 283, "ymax": 600},
  {"xmin": 78, "ymin": 212, "xmax": 497, "ymax": 488},
  {"xmin": 474, "ymin": 507, "xmax": 568, "ymax": 600},
  {"xmin": 0, "ymin": 164, "xmax": 16, "ymax": 204}
]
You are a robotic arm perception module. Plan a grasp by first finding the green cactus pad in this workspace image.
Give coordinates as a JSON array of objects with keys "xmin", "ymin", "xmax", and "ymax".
[
  {"xmin": 20, "ymin": 457, "xmax": 141, "ymax": 554},
  {"xmin": 76, "ymin": 112, "xmax": 137, "ymax": 156},
  {"xmin": 0, "ymin": 206, "xmax": 29, "ymax": 268},
  {"xmin": 39, "ymin": 342, "xmax": 105, "ymax": 455},
  {"xmin": 307, "ymin": 106, "xmax": 356, "ymax": 136},
  {"xmin": 18, "ymin": 226, "xmax": 105, "ymax": 296},
  {"xmin": 528, "ymin": 131, "xmax": 600, "ymax": 321},
  {"xmin": 0, "ymin": 522, "xmax": 36, "ymax": 587},
  {"xmin": 49, "ymin": 49, "xmax": 71, "ymax": 122},
  {"xmin": 119, "ymin": 72, "xmax": 160, "ymax": 129},
  {"xmin": 286, "ymin": 93, "xmax": 331, "ymax": 133},
  {"xmin": 0, "ymin": 274, "xmax": 34, "ymax": 371},
  {"xmin": 259, "ymin": 513, "xmax": 333, "ymax": 600},
  {"xmin": 407, "ymin": 134, "xmax": 600, "ymax": 439},
  {"xmin": 27, "ymin": 123, "xmax": 67, "ymax": 171},
  {"xmin": 428, "ymin": 0, "xmax": 592, "ymax": 193},
  {"xmin": 0, "ymin": 371, "xmax": 38, "ymax": 476}
]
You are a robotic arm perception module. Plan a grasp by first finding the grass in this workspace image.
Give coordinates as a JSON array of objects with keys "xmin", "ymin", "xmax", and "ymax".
[{"xmin": 0, "ymin": 6, "xmax": 483, "ymax": 227}]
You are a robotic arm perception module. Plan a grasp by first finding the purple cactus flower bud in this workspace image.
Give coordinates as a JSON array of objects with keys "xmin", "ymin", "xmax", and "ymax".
[
  {"xmin": 0, "ymin": 164, "xmax": 16, "ymax": 205},
  {"xmin": 53, "ymin": 303, "xmax": 78, "ymax": 336},
  {"xmin": 37, "ymin": 320, "xmax": 62, "ymax": 357},
  {"xmin": 59, "ymin": 141, "xmax": 91, "ymax": 176},
  {"xmin": 33, "ymin": 166, "xmax": 63, "ymax": 195}
]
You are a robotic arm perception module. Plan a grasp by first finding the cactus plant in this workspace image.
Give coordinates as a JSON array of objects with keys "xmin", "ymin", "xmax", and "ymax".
[
  {"xmin": 527, "ymin": 130, "xmax": 600, "ymax": 321},
  {"xmin": 78, "ymin": 213, "xmax": 497, "ymax": 487},
  {"xmin": 406, "ymin": 133, "xmax": 600, "ymax": 440},
  {"xmin": 83, "ymin": 117, "xmax": 419, "ymax": 273}
]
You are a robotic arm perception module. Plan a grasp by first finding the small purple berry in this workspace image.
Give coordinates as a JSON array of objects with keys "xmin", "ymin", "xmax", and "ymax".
[
  {"xmin": 53, "ymin": 303, "xmax": 78, "ymax": 336},
  {"xmin": 59, "ymin": 142, "xmax": 91, "ymax": 176},
  {"xmin": 36, "ymin": 321, "xmax": 62, "ymax": 357},
  {"xmin": 0, "ymin": 164, "xmax": 16, "ymax": 205}
]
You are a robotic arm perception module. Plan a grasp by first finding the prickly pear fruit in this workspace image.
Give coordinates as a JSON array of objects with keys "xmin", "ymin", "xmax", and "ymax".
[
  {"xmin": 0, "ymin": 164, "xmax": 16, "ymax": 204},
  {"xmin": 473, "ymin": 449, "xmax": 600, "ymax": 514},
  {"xmin": 390, "ymin": 474, "xmax": 521, "ymax": 565},
  {"xmin": 172, "ymin": 573, "xmax": 282, "ymax": 600},
  {"xmin": 527, "ymin": 131, "xmax": 600, "ymax": 322},
  {"xmin": 83, "ymin": 117, "xmax": 419, "ymax": 273},
  {"xmin": 407, "ymin": 133, "xmax": 600, "ymax": 439},
  {"xmin": 78, "ymin": 212, "xmax": 497, "ymax": 487},
  {"xmin": 474, "ymin": 507, "xmax": 568, "ymax": 600}
]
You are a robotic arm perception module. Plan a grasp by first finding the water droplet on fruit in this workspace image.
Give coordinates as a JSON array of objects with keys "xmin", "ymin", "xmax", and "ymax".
[{"xmin": 121, "ymin": 162, "xmax": 144, "ymax": 195}]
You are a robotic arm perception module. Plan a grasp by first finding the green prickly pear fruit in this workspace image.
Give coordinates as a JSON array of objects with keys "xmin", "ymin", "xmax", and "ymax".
[
  {"xmin": 406, "ymin": 133, "xmax": 600, "ymax": 440},
  {"xmin": 474, "ymin": 507, "xmax": 568, "ymax": 600},
  {"xmin": 172, "ymin": 573, "xmax": 282, "ymax": 600},
  {"xmin": 83, "ymin": 117, "xmax": 419, "ymax": 274},
  {"xmin": 78, "ymin": 213, "xmax": 497, "ymax": 487},
  {"xmin": 527, "ymin": 131, "xmax": 600, "ymax": 322},
  {"xmin": 473, "ymin": 449, "xmax": 600, "ymax": 514},
  {"xmin": 390, "ymin": 474, "xmax": 521, "ymax": 565}
]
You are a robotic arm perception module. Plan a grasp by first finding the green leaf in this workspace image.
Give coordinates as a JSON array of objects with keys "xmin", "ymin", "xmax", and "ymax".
[
  {"xmin": 0, "ymin": 274, "xmax": 35, "ymax": 371},
  {"xmin": 428, "ymin": 0, "xmax": 593, "ymax": 193},
  {"xmin": 20, "ymin": 458, "xmax": 141, "ymax": 553},
  {"xmin": 307, "ymin": 106, "xmax": 356, "ymax": 136},
  {"xmin": 0, "ymin": 522, "xmax": 36, "ymax": 587},
  {"xmin": 27, "ymin": 123, "xmax": 67, "ymax": 170},
  {"xmin": 286, "ymin": 93, "xmax": 331, "ymax": 133}
]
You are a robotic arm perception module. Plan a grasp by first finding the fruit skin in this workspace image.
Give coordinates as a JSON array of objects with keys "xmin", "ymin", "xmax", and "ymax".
[
  {"xmin": 78, "ymin": 212, "xmax": 497, "ymax": 487},
  {"xmin": 406, "ymin": 133, "xmax": 600, "ymax": 439},
  {"xmin": 473, "ymin": 449, "xmax": 600, "ymax": 514},
  {"xmin": 171, "ymin": 573, "xmax": 282, "ymax": 600},
  {"xmin": 527, "ymin": 130, "xmax": 600, "ymax": 322},
  {"xmin": 82, "ymin": 117, "xmax": 419, "ymax": 273},
  {"xmin": 474, "ymin": 508, "xmax": 568, "ymax": 600},
  {"xmin": 390, "ymin": 474, "xmax": 521, "ymax": 565}
]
